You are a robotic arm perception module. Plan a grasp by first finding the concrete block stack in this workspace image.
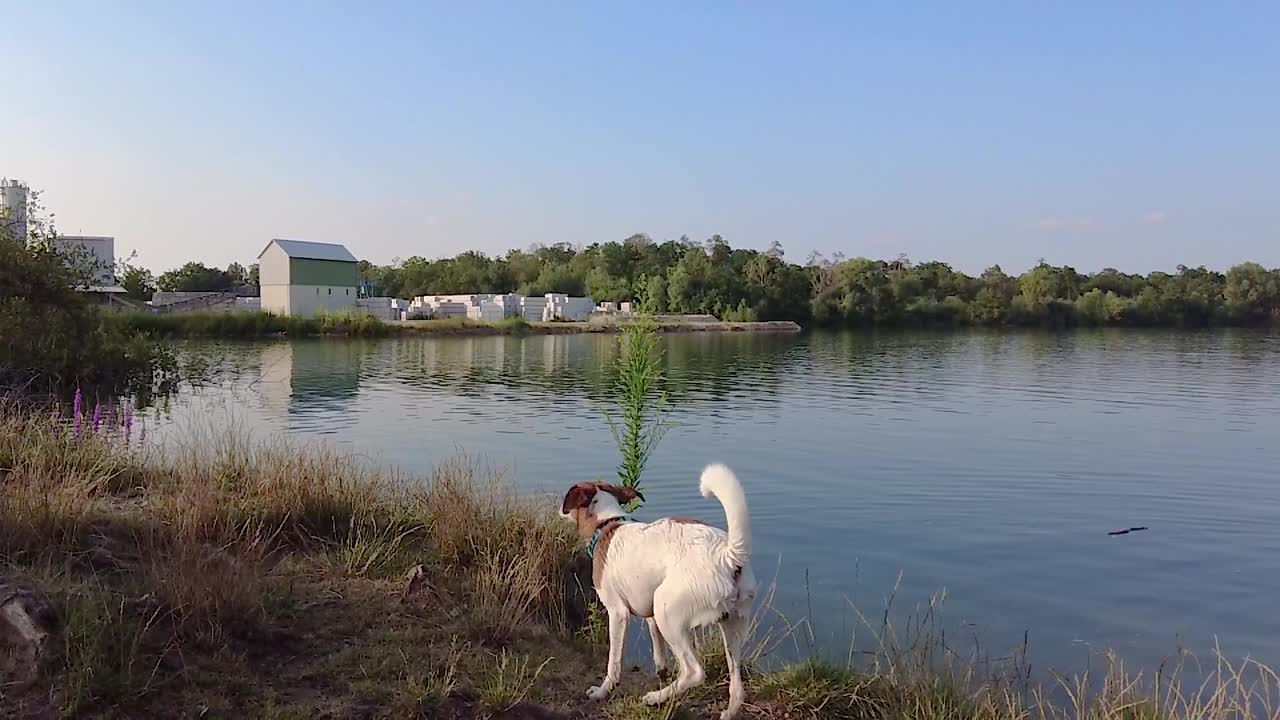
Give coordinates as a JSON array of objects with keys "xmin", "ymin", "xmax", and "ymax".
[
  {"xmin": 518, "ymin": 295, "xmax": 547, "ymax": 321},
  {"xmin": 545, "ymin": 293, "xmax": 594, "ymax": 321}
]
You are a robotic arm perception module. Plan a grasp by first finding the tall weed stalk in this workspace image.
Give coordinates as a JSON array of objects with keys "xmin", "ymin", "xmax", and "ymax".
[{"xmin": 604, "ymin": 321, "xmax": 670, "ymax": 507}]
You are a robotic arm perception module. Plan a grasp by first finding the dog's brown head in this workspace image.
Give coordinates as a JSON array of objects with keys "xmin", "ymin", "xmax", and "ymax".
[{"xmin": 560, "ymin": 482, "xmax": 644, "ymax": 539}]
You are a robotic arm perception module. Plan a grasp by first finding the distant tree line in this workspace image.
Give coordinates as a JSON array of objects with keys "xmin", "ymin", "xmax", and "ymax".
[
  {"xmin": 115, "ymin": 260, "xmax": 258, "ymax": 300},
  {"xmin": 353, "ymin": 234, "xmax": 1279, "ymax": 327},
  {"xmin": 126, "ymin": 233, "xmax": 1280, "ymax": 327}
]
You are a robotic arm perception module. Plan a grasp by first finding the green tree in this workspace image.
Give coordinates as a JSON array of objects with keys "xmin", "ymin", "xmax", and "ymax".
[
  {"xmin": 157, "ymin": 262, "xmax": 236, "ymax": 293},
  {"xmin": 1224, "ymin": 262, "xmax": 1280, "ymax": 321},
  {"xmin": 1074, "ymin": 288, "xmax": 1110, "ymax": 325},
  {"xmin": 119, "ymin": 263, "xmax": 156, "ymax": 300},
  {"xmin": 585, "ymin": 266, "xmax": 631, "ymax": 303},
  {"xmin": 833, "ymin": 258, "xmax": 891, "ymax": 325},
  {"xmin": 635, "ymin": 273, "xmax": 668, "ymax": 314},
  {"xmin": 971, "ymin": 266, "xmax": 1016, "ymax": 324},
  {"xmin": 1, "ymin": 192, "xmax": 174, "ymax": 395},
  {"xmin": 225, "ymin": 262, "xmax": 249, "ymax": 286}
]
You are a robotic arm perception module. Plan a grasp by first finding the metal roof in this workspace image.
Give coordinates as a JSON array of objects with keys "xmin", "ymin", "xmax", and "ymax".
[{"xmin": 258, "ymin": 239, "xmax": 358, "ymax": 262}]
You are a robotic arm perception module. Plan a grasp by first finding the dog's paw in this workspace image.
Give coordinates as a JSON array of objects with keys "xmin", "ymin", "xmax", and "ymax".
[
  {"xmin": 586, "ymin": 685, "xmax": 610, "ymax": 701},
  {"xmin": 720, "ymin": 710, "xmax": 739, "ymax": 720},
  {"xmin": 642, "ymin": 690, "xmax": 665, "ymax": 706}
]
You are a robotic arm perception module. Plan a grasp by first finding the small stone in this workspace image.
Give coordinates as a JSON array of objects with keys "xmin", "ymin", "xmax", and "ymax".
[{"xmin": 0, "ymin": 576, "xmax": 60, "ymax": 687}]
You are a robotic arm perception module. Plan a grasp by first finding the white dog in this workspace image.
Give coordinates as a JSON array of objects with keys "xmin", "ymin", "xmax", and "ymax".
[{"xmin": 560, "ymin": 464, "xmax": 757, "ymax": 719}]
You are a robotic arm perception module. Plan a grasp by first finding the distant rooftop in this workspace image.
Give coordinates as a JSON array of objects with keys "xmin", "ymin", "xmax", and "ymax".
[{"xmin": 259, "ymin": 238, "xmax": 357, "ymax": 263}]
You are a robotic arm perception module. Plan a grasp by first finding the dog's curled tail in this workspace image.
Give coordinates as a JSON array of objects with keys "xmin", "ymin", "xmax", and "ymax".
[{"xmin": 699, "ymin": 463, "xmax": 751, "ymax": 569}]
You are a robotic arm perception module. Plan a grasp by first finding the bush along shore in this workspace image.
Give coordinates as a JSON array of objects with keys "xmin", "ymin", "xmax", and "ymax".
[
  {"xmin": 2, "ymin": 405, "xmax": 1279, "ymax": 719},
  {"xmin": 99, "ymin": 311, "xmax": 803, "ymax": 340}
]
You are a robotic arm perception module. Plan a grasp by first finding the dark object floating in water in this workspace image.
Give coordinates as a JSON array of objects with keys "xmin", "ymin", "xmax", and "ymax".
[{"xmin": 1108, "ymin": 526, "xmax": 1149, "ymax": 536}]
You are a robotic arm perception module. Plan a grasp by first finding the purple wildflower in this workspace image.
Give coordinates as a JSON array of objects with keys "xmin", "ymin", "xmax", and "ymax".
[
  {"xmin": 92, "ymin": 402, "xmax": 102, "ymax": 433},
  {"xmin": 123, "ymin": 403, "xmax": 134, "ymax": 445}
]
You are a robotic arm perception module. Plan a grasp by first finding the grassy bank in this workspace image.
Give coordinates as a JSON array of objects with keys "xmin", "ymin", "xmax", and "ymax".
[
  {"xmin": 1, "ymin": 409, "xmax": 1276, "ymax": 719},
  {"xmin": 101, "ymin": 310, "xmax": 396, "ymax": 339},
  {"xmin": 101, "ymin": 311, "xmax": 803, "ymax": 339}
]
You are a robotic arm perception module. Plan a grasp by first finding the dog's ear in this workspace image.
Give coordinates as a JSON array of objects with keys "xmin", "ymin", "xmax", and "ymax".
[
  {"xmin": 561, "ymin": 483, "xmax": 598, "ymax": 514},
  {"xmin": 595, "ymin": 483, "xmax": 645, "ymax": 505}
]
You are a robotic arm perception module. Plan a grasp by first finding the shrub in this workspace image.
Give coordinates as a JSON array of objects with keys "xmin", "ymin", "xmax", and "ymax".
[{"xmin": 1, "ymin": 240, "xmax": 175, "ymax": 397}]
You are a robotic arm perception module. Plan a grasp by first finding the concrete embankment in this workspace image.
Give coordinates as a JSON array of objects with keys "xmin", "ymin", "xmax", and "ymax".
[{"xmin": 396, "ymin": 318, "xmax": 803, "ymax": 335}]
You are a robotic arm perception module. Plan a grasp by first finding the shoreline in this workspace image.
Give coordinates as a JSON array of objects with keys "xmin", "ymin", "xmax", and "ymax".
[
  {"xmin": 101, "ymin": 310, "xmax": 804, "ymax": 340},
  {"xmin": 102, "ymin": 310, "xmax": 1280, "ymax": 344},
  {"xmin": 395, "ymin": 318, "xmax": 805, "ymax": 336},
  {"xmin": 2, "ymin": 409, "xmax": 1273, "ymax": 718}
]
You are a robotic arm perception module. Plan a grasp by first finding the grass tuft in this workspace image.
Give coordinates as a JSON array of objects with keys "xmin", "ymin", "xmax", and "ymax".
[
  {"xmin": 476, "ymin": 651, "xmax": 553, "ymax": 713},
  {"xmin": 393, "ymin": 639, "xmax": 464, "ymax": 715}
]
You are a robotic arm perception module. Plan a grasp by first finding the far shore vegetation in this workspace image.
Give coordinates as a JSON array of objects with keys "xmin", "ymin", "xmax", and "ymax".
[{"xmin": 117, "ymin": 235, "xmax": 1280, "ymax": 328}]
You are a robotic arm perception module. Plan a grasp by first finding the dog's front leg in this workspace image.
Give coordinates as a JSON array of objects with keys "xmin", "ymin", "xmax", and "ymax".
[{"xmin": 586, "ymin": 606, "xmax": 628, "ymax": 701}]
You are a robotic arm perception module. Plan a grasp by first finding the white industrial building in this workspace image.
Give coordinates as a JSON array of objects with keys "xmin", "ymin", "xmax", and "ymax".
[
  {"xmin": 53, "ymin": 236, "xmax": 123, "ymax": 290},
  {"xmin": 257, "ymin": 239, "xmax": 358, "ymax": 317},
  {"xmin": 5, "ymin": 179, "xmax": 126, "ymax": 301},
  {"xmin": 1, "ymin": 178, "xmax": 28, "ymax": 241}
]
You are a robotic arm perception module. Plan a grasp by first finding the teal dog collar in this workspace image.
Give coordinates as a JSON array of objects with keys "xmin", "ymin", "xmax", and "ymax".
[{"xmin": 587, "ymin": 516, "xmax": 632, "ymax": 559}]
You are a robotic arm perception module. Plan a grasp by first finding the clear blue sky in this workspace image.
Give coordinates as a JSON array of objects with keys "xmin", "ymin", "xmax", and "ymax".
[{"xmin": 5, "ymin": 1, "xmax": 1277, "ymax": 275}]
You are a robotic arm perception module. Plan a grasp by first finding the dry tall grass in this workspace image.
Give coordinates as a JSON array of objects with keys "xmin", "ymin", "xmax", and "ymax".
[
  {"xmin": 0, "ymin": 405, "xmax": 581, "ymax": 715},
  {"xmin": 738, "ymin": 584, "xmax": 1280, "ymax": 720}
]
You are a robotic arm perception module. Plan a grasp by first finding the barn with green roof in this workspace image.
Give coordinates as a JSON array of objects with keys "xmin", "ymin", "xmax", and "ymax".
[{"xmin": 257, "ymin": 239, "xmax": 358, "ymax": 317}]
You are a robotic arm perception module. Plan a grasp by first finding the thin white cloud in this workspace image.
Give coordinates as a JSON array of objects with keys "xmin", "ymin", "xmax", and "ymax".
[
  {"xmin": 1142, "ymin": 210, "xmax": 1167, "ymax": 225},
  {"xmin": 1031, "ymin": 216, "xmax": 1094, "ymax": 231}
]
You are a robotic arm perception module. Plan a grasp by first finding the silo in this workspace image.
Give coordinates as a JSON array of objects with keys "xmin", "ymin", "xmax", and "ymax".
[{"xmin": 1, "ymin": 178, "xmax": 29, "ymax": 241}]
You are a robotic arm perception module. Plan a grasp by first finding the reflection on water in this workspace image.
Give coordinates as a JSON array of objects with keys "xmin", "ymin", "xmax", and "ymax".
[
  {"xmin": 257, "ymin": 341, "xmax": 362, "ymax": 422},
  {"xmin": 155, "ymin": 329, "xmax": 1280, "ymax": 673}
]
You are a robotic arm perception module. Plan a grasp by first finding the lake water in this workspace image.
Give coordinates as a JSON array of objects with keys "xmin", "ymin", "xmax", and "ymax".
[{"xmin": 152, "ymin": 329, "xmax": 1280, "ymax": 674}]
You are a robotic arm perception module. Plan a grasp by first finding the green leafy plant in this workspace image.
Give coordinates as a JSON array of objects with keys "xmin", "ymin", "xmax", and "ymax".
[
  {"xmin": 603, "ymin": 321, "xmax": 671, "ymax": 508},
  {"xmin": 575, "ymin": 600, "xmax": 609, "ymax": 644}
]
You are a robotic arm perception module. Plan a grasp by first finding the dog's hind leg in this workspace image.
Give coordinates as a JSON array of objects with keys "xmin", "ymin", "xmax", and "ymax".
[
  {"xmin": 586, "ymin": 604, "xmax": 628, "ymax": 701},
  {"xmin": 718, "ymin": 615, "xmax": 747, "ymax": 720},
  {"xmin": 646, "ymin": 617, "xmax": 669, "ymax": 678},
  {"xmin": 641, "ymin": 592, "xmax": 705, "ymax": 706}
]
